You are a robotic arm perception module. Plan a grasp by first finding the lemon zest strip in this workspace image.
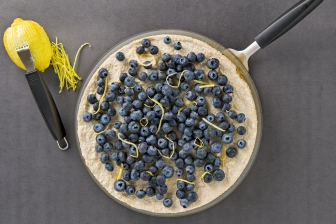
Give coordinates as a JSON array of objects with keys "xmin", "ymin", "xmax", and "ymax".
[
  {"xmin": 134, "ymin": 51, "xmax": 155, "ymax": 67},
  {"xmin": 199, "ymin": 84, "xmax": 215, "ymax": 89},
  {"xmin": 157, "ymin": 135, "xmax": 176, "ymax": 159},
  {"xmin": 96, "ymin": 123, "xmax": 112, "ymax": 134},
  {"xmin": 201, "ymin": 172, "xmax": 212, "ymax": 179},
  {"xmin": 165, "ymin": 179, "xmax": 171, "ymax": 184},
  {"xmin": 194, "ymin": 137, "xmax": 204, "ymax": 148},
  {"xmin": 114, "ymin": 163, "xmax": 124, "ymax": 181},
  {"xmin": 147, "ymin": 97, "xmax": 164, "ymax": 134},
  {"xmin": 221, "ymin": 146, "xmax": 226, "ymax": 168},
  {"xmin": 140, "ymin": 118, "xmax": 149, "ymax": 126},
  {"xmin": 178, "ymin": 101, "xmax": 197, "ymax": 115},
  {"xmin": 51, "ymin": 37, "xmax": 83, "ymax": 92},
  {"xmin": 117, "ymin": 133, "xmax": 139, "ymax": 158},
  {"xmin": 194, "ymin": 80, "xmax": 210, "ymax": 85},
  {"xmin": 93, "ymin": 77, "xmax": 109, "ymax": 115},
  {"xmin": 146, "ymin": 171, "xmax": 155, "ymax": 176},
  {"xmin": 144, "ymin": 103, "xmax": 156, "ymax": 108},
  {"xmin": 73, "ymin": 43, "xmax": 91, "ymax": 70},
  {"xmin": 202, "ymin": 118, "xmax": 226, "ymax": 132},
  {"xmin": 177, "ymin": 179, "xmax": 195, "ymax": 185}
]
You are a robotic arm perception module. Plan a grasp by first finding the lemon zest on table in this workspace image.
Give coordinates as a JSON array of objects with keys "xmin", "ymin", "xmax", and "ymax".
[
  {"xmin": 147, "ymin": 97, "xmax": 164, "ymax": 134},
  {"xmin": 178, "ymin": 101, "xmax": 197, "ymax": 115},
  {"xmin": 134, "ymin": 51, "xmax": 155, "ymax": 67},
  {"xmin": 140, "ymin": 118, "xmax": 149, "ymax": 126},
  {"xmin": 194, "ymin": 137, "xmax": 204, "ymax": 148},
  {"xmin": 73, "ymin": 43, "xmax": 91, "ymax": 70},
  {"xmin": 117, "ymin": 133, "xmax": 139, "ymax": 158},
  {"xmin": 202, "ymin": 118, "xmax": 226, "ymax": 132},
  {"xmin": 93, "ymin": 77, "xmax": 109, "ymax": 115},
  {"xmin": 176, "ymin": 179, "xmax": 195, "ymax": 185}
]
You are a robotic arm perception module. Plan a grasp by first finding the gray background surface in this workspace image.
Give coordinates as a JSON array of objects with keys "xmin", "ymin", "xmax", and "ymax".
[{"xmin": 0, "ymin": 0, "xmax": 335, "ymax": 223}]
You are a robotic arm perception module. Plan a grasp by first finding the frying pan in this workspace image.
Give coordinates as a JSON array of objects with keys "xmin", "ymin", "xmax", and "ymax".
[{"xmin": 75, "ymin": 0, "xmax": 323, "ymax": 217}]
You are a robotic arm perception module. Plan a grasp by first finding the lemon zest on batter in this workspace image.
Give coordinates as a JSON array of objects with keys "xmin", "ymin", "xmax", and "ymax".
[
  {"xmin": 134, "ymin": 51, "xmax": 155, "ymax": 67},
  {"xmin": 140, "ymin": 118, "xmax": 149, "ymax": 126},
  {"xmin": 202, "ymin": 118, "xmax": 226, "ymax": 132},
  {"xmin": 146, "ymin": 171, "xmax": 155, "ymax": 176},
  {"xmin": 201, "ymin": 172, "xmax": 212, "ymax": 179},
  {"xmin": 194, "ymin": 137, "xmax": 204, "ymax": 148},
  {"xmin": 166, "ymin": 70, "xmax": 187, "ymax": 88},
  {"xmin": 199, "ymin": 84, "xmax": 215, "ymax": 89},
  {"xmin": 93, "ymin": 77, "xmax": 109, "ymax": 115},
  {"xmin": 165, "ymin": 135, "xmax": 175, "ymax": 159},
  {"xmin": 97, "ymin": 123, "xmax": 112, "ymax": 134},
  {"xmin": 144, "ymin": 103, "xmax": 156, "ymax": 108},
  {"xmin": 114, "ymin": 163, "xmax": 124, "ymax": 181},
  {"xmin": 165, "ymin": 179, "xmax": 171, "ymax": 184},
  {"xmin": 147, "ymin": 97, "xmax": 164, "ymax": 134},
  {"xmin": 117, "ymin": 133, "xmax": 139, "ymax": 158},
  {"xmin": 178, "ymin": 101, "xmax": 197, "ymax": 115},
  {"xmin": 176, "ymin": 179, "xmax": 195, "ymax": 185},
  {"xmin": 221, "ymin": 146, "xmax": 226, "ymax": 168},
  {"xmin": 193, "ymin": 80, "xmax": 210, "ymax": 85}
]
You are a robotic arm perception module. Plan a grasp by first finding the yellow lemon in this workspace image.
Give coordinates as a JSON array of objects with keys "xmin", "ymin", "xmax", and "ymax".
[{"xmin": 3, "ymin": 18, "xmax": 52, "ymax": 71}]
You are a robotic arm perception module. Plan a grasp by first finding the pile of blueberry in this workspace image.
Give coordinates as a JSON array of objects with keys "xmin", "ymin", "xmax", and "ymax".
[{"xmin": 82, "ymin": 36, "xmax": 247, "ymax": 209}]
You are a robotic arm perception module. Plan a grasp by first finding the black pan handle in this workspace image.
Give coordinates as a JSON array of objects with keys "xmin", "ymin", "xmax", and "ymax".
[
  {"xmin": 26, "ymin": 71, "xmax": 68, "ymax": 150},
  {"xmin": 255, "ymin": 0, "xmax": 323, "ymax": 49}
]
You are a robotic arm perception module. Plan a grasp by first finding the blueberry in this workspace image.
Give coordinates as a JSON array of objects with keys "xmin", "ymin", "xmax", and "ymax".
[
  {"xmin": 116, "ymin": 96, "xmax": 124, "ymax": 105},
  {"xmin": 156, "ymin": 159, "xmax": 165, "ymax": 169},
  {"xmin": 136, "ymin": 45, "xmax": 144, "ymax": 54},
  {"xmin": 211, "ymin": 142, "xmax": 222, "ymax": 154},
  {"xmin": 142, "ymin": 153, "xmax": 154, "ymax": 163},
  {"xmin": 186, "ymin": 165, "xmax": 195, "ymax": 174},
  {"xmin": 237, "ymin": 126, "xmax": 246, "ymax": 135},
  {"xmin": 148, "ymin": 176, "xmax": 158, "ymax": 188},
  {"xmin": 183, "ymin": 70, "xmax": 195, "ymax": 82},
  {"xmin": 128, "ymin": 121, "xmax": 140, "ymax": 133},
  {"xmin": 174, "ymin": 42, "xmax": 182, "ymax": 50},
  {"xmin": 146, "ymin": 135, "xmax": 157, "ymax": 145},
  {"xmin": 213, "ymin": 169, "xmax": 225, "ymax": 181},
  {"xmin": 125, "ymin": 185, "xmax": 135, "ymax": 195},
  {"xmin": 156, "ymin": 175, "xmax": 166, "ymax": 186},
  {"xmin": 129, "ymin": 59, "xmax": 138, "ymax": 68},
  {"xmin": 212, "ymin": 85, "xmax": 221, "ymax": 96},
  {"xmin": 119, "ymin": 73, "xmax": 128, "ymax": 82},
  {"xmin": 217, "ymin": 74, "xmax": 228, "ymax": 86},
  {"xmin": 103, "ymin": 142, "xmax": 113, "ymax": 152},
  {"xmin": 185, "ymin": 118, "xmax": 195, "ymax": 127},
  {"xmin": 136, "ymin": 189, "xmax": 146, "ymax": 199},
  {"xmin": 116, "ymin": 52, "xmax": 125, "ymax": 61},
  {"xmin": 162, "ymin": 85, "xmax": 173, "ymax": 96},
  {"xmin": 186, "ymin": 174, "xmax": 195, "ymax": 182},
  {"xmin": 162, "ymin": 53, "xmax": 171, "ymax": 62},
  {"xmin": 206, "ymin": 114, "xmax": 215, "ymax": 122},
  {"xmin": 95, "ymin": 144, "xmax": 103, "ymax": 153},
  {"xmin": 130, "ymin": 110, "xmax": 143, "ymax": 121},
  {"xmin": 138, "ymin": 71, "xmax": 147, "ymax": 81},
  {"xmin": 143, "ymin": 61, "xmax": 152, "ymax": 69},
  {"xmin": 144, "ymin": 187, "xmax": 155, "ymax": 197},
  {"xmin": 124, "ymin": 76, "xmax": 135, "ymax": 87},
  {"xmin": 212, "ymin": 96, "xmax": 222, "ymax": 108},
  {"xmin": 214, "ymin": 158, "xmax": 222, "ymax": 167},
  {"xmin": 193, "ymin": 129, "xmax": 203, "ymax": 138},
  {"xmin": 149, "ymin": 45, "xmax": 159, "ymax": 55},
  {"xmin": 158, "ymin": 71, "xmax": 167, "ymax": 80},
  {"xmin": 146, "ymin": 86, "xmax": 156, "ymax": 97},
  {"xmin": 226, "ymin": 147, "xmax": 237, "ymax": 158},
  {"xmin": 139, "ymin": 170, "xmax": 150, "ymax": 181},
  {"xmin": 176, "ymin": 82, "xmax": 187, "ymax": 92},
  {"xmin": 197, "ymin": 120, "xmax": 208, "ymax": 131},
  {"xmin": 142, "ymin": 38, "xmax": 151, "ymax": 48},
  {"xmin": 208, "ymin": 70, "xmax": 218, "ymax": 80},
  {"xmin": 100, "ymin": 114, "xmax": 110, "ymax": 125},
  {"xmin": 237, "ymin": 139, "xmax": 246, "ymax": 148},
  {"xmin": 185, "ymin": 91, "xmax": 196, "ymax": 101},
  {"xmin": 161, "ymin": 166, "xmax": 174, "ymax": 178},
  {"xmin": 100, "ymin": 153, "xmax": 109, "ymax": 164},
  {"xmin": 163, "ymin": 198, "xmax": 173, "ymax": 207},
  {"xmin": 99, "ymin": 68, "xmax": 108, "ymax": 78},
  {"xmin": 122, "ymin": 170, "xmax": 131, "ymax": 181},
  {"xmin": 149, "ymin": 125, "xmax": 157, "ymax": 134},
  {"xmin": 176, "ymin": 169, "xmax": 184, "ymax": 177},
  {"xmin": 237, "ymin": 113, "xmax": 246, "ymax": 123},
  {"xmin": 176, "ymin": 190, "xmax": 185, "ymax": 199},
  {"xmin": 130, "ymin": 169, "xmax": 140, "ymax": 181},
  {"xmin": 196, "ymin": 52, "xmax": 205, "ymax": 62},
  {"xmin": 82, "ymin": 112, "xmax": 92, "ymax": 122},
  {"xmin": 194, "ymin": 158, "xmax": 205, "ymax": 167},
  {"xmin": 114, "ymin": 179, "xmax": 126, "ymax": 192},
  {"xmin": 222, "ymin": 94, "xmax": 232, "ymax": 104},
  {"xmin": 224, "ymin": 84, "xmax": 234, "ymax": 93},
  {"xmin": 157, "ymin": 138, "xmax": 168, "ymax": 149},
  {"xmin": 204, "ymin": 173, "xmax": 212, "ymax": 183},
  {"xmin": 215, "ymin": 112, "xmax": 225, "ymax": 122},
  {"xmin": 195, "ymin": 95, "xmax": 206, "ymax": 106},
  {"xmin": 185, "ymin": 52, "xmax": 196, "ymax": 62},
  {"xmin": 197, "ymin": 106, "xmax": 208, "ymax": 117},
  {"xmin": 180, "ymin": 198, "xmax": 189, "ymax": 208},
  {"xmin": 148, "ymin": 70, "xmax": 158, "ymax": 81},
  {"xmin": 156, "ymin": 194, "xmax": 164, "ymax": 200},
  {"xmin": 164, "ymin": 36, "xmax": 171, "ymax": 44},
  {"xmin": 204, "ymin": 163, "xmax": 214, "ymax": 172},
  {"xmin": 222, "ymin": 103, "xmax": 231, "ymax": 112},
  {"xmin": 187, "ymin": 191, "xmax": 198, "ymax": 202},
  {"xmin": 206, "ymin": 58, "xmax": 220, "ymax": 69},
  {"xmin": 96, "ymin": 77, "xmax": 105, "ymax": 87},
  {"xmin": 93, "ymin": 123, "xmax": 104, "ymax": 133},
  {"xmin": 118, "ymin": 151, "xmax": 126, "ymax": 162},
  {"xmin": 222, "ymin": 132, "xmax": 233, "ymax": 144},
  {"xmin": 175, "ymin": 158, "xmax": 185, "ymax": 169},
  {"xmin": 87, "ymin": 94, "xmax": 97, "ymax": 104},
  {"xmin": 138, "ymin": 142, "xmax": 148, "ymax": 154},
  {"xmin": 227, "ymin": 124, "xmax": 235, "ymax": 133}
]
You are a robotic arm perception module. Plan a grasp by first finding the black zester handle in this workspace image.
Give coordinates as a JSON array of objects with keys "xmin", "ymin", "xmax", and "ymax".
[
  {"xmin": 26, "ymin": 71, "xmax": 68, "ymax": 150},
  {"xmin": 255, "ymin": 0, "xmax": 323, "ymax": 49}
]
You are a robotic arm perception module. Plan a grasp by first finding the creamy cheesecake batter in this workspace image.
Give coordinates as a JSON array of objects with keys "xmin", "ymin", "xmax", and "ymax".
[{"xmin": 76, "ymin": 34, "xmax": 258, "ymax": 214}]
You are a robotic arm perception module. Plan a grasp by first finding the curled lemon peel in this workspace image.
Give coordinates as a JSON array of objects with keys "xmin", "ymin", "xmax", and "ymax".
[
  {"xmin": 51, "ymin": 37, "xmax": 84, "ymax": 92},
  {"xmin": 117, "ymin": 133, "xmax": 139, "ymax": 158},
  {"xmin": 114, "ymin": 163, "xmax": 124, "ymax": 181},
  {"xmin": 93, "ymin": 77, "xmax": 109, "ymax": 115},
  {"xmin": 96, "ymin": 123, "xmax": 112, "ymax": 134},
  {"xmin": 144, "ymin": 103, "xmax": 156, "ymax": 108},
  {"xmin": 201, "ymin": 172, "xmax": 212, "ymax": 179},
  {"xmin": 146, "ymin": 171, "xmax": 155, "ymax": 176},
  {"xmin": 194, "ymin": 137, "xmax": 204, "ymax": 148},
  {"xmin": 140, "ymin": 118, "xmax": 149, "ymax": 126},
  {"xmin": 134, "ymin": 51, "xmax": 155, "ymax": 67},
  {"xmin": 194, "ymin": 80, "xmax": 210, "ymax": 85},
  {"xmin": 202, "ymin": 117, "xmax": 226, "ymax": 132},
  {"xmin": 178, "ymin": 101, "xmax": 197, "ymax": 115},
  {"xmin": 157, "ymin": 135, "xmax": 175, "ymax": 159},
  {"xmin": 199, "ymin": 84, "xmax": 215, "ymax": 89},
  {"xmin": 73, "ymin": 43, "xmax": 91, "ymax": 70},
  {"xmin": 147, "ymin": 97, "xmax": 164, "ymax": 134},
  {"xmin": 177, "ymin": 179, "xmax": 195, "ymax": 185},
  {"xmin": 166, "ymin": 71, "xmax": 187, "ymax": 89}
]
